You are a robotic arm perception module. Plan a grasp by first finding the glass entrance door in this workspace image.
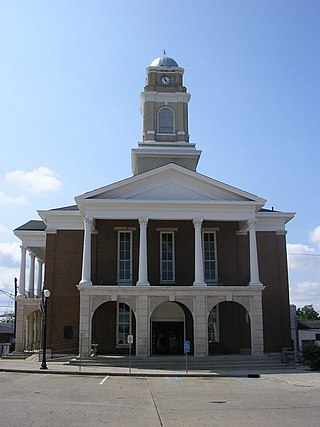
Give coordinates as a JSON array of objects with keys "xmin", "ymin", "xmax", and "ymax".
[{"xmin": 152, "ymin": 321, "xmax": 184, "ymax": 355}]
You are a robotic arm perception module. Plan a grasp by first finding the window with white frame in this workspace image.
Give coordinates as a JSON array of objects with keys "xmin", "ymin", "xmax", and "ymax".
[
  {"xmin": 117, "ymin": 231, "xmax": 132, "ymax": 284},
  {"xmin": 158, "ymin": 107, "xmax": 174, "ymax": 134},
  {"xmin": 117, "ymin": 302, "xmax": 132, "ymax": 346},
  {"xmin": 203, "ymin": 231, "xmax": 218, "ymax": 284},
  {"xmin": 208, "ymin": 306, "xmax": 219, "ymax": 343},
  {"xmin": 160, "ymin": 232, "xmax": 175, "ymax": 282}
]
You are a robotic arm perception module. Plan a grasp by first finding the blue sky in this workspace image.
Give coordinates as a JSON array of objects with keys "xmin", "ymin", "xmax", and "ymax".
[{"xmin": 0, "ymin": 0, "xmax": 319, "ymax": 315}]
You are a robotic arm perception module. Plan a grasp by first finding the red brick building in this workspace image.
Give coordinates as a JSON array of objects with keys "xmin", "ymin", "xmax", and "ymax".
[{"xmin": 14, "ymin": 54, "xmax": 294, "ymax": 358}]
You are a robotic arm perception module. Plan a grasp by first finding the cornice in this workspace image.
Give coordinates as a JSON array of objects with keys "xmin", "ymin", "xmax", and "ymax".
[{"xmin": 141, "ymin": 91, "xmax": 191, "ymax": 103}]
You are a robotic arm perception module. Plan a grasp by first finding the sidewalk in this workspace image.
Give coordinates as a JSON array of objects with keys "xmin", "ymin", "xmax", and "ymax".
[{"xmin": 1, "ymin": 356, "xmax": 318, "ymax": 383}]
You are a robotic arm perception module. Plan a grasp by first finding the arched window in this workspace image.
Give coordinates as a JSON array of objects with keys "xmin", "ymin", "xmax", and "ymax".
[{"xmin": 158, "ymin": 107, "xmax": 174, "ymax": 134}]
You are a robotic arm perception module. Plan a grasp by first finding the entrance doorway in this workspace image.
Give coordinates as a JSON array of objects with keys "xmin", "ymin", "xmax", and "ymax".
[{"xmin": 152, "ymin": 321, "xmax": 184, "ymax": 354}]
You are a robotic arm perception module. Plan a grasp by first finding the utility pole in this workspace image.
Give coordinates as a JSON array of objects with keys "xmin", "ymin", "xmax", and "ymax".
[{"xmin": 14, "ymin": 278, "xmax": 18, "ymax": 348}]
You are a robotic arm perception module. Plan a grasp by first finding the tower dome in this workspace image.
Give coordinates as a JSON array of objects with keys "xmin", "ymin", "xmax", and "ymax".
[{"xmin": 150, "ymin": 51, "xmax": 179, "ymax": 67}]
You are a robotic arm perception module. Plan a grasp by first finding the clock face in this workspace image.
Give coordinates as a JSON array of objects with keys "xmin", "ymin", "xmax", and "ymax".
[{"xmin": 160, "ymin": 75, "xmax": 171, "ymax": 86}]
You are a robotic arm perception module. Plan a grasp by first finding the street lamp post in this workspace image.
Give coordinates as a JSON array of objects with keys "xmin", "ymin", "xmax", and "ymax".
[{"xmin": 40, "ymin": 289, "xmax": 50, "ymax": 370}]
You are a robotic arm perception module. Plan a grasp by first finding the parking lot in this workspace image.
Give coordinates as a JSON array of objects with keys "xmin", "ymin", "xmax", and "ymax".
[{"xmin": 1, "ymin": 371, "xmax": 320, "ymax": 426}]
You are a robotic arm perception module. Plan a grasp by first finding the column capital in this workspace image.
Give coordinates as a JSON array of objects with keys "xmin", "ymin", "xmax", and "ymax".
[
  {"xmin": 139, "ymin": 218, "xmax": 148, "ymax": 228},
  {"xmin": 193, "ymin": 218, "xmax": 203, "ymax": 229},
  {"xmin": 83, "ymin": 216, "xmax": 94, "ymax": 229},
  {"xmin": 247, "ymin": 219, "xmax": 257, "ymax": 228}
]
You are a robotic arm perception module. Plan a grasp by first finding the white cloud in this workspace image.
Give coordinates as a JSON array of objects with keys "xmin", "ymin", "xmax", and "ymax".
[
  {"xmin": 287, "ymin": 243, "xmax": 320, "ymax": 269},
  {"xmin": 0, "ymin": 190, "xmax": 26, "ymax": 205},
  {"xmin": 287, "ymin": 225, "xmax": 320, "ymax": 270},
  {"xmin": 0, "ymin": 224, "xmax": 11, "ymax": 236},
  {"xmin": 0, "ymin": 243, "xmax": 21, "ymax": 314},
  {"xmin": 0, "ymin": 265, "xmax": 19, "ymax": 313},
  {"xmin": 0, "ymin": 242, "xmax": 21, "ymax": 268},
  {"xmin": 310, "ymin": 225, "xmax": 320, "ymax": 248},
  {"xmin": 289, "ymin": 281, "xmax": 320, "ymax": 313},
  {"xmin": 5, "ymin": 167, "xmax": 62, "ymax": 193}
]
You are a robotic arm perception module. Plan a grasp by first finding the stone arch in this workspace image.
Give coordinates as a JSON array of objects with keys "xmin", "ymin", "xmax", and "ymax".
[
  {"xmin": 91, "ymin": 300, "xmax": 136, "ymax": 355},
  {"xmin": 207, "ymin": 301, "xmax": 251, "ymax": 355},
  {"xmin": 150, "ymin": 301, "xmax": 193, "ymax": 355}
]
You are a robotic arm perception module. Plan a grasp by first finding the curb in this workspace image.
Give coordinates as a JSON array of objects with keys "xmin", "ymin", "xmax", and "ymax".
[{"xmin": 0, "ymin": 367, "xmax": 260, "ymax": 378}]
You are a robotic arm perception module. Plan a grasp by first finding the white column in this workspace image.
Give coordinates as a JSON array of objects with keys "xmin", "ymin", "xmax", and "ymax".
[
  {"xmin": 17, "ymin": 245, "xmax": 27, "ymax": 298},
  {"xmin": 248, "ymin": 220, "xmax": 262, "ymax": 285},
  {"xmin": 28, "ymin": 253, "xmax": 35, "ymax": 298},
  {"xmin": 36, "ymin": 259, "xmax": 43, "ymax": 298},
  {"xmin": 79, "ymin": 217, "xmax": 93, "ymax": 286},
  {"xmin": 193, "ymin": 219, "xmax": 206, "ymax": 286},
  {"xmin": 137, "ymin": 218, "xmax": 150, "ymax": 286}
]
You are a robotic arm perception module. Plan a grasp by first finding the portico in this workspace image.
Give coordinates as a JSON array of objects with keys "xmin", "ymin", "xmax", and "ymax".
[{"xmin": 78, "ymin": 284, "xmax": 264, "ymax": 357}]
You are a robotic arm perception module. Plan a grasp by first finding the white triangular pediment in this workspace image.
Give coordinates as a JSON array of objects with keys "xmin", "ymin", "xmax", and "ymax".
[{"xmin": 76, "ymin": 164, "xmax": 265, "ymax": 205}]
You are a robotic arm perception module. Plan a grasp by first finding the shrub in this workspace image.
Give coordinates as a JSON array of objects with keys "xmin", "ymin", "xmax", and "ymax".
[{"xmin": 302, "ymin": 343, "xmax": 320, "ymax": 371}]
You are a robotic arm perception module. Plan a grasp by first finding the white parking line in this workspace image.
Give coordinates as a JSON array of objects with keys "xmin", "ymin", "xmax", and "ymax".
[
  {"xmin": 175, "ymin": 377, "xmax": 185, "ymax": 385},
  {"xmin": 165, "ymin": 377, "xmax": 186, "ymax": 386},
  {"xmin": 99, "ymin": 375, "xmax": 109, "ymax": 385},
  {"xmin": 165, "ymin": 376, "xmax": 174, "ymax": 385},
  {"xmin": 30, "ymin": 374, "xmax": 50, "ymax": 382}
]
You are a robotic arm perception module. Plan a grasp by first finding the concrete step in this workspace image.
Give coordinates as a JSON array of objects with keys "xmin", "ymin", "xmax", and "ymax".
[
  {"xmin": 2, "ymin": 352, "xmax": 29, "ymax": 360},
  {"xmin": 69, "ymin": 355, "xmax": 292, "ymax": 370}
]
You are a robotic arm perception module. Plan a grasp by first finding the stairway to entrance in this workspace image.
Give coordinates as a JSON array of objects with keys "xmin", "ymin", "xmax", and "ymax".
[{"xmin": 69, "ymin": 354, "xmax": 293, "ymax": 371}]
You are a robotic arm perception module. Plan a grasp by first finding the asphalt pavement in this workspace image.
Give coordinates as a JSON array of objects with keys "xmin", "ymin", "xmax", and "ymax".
[
  {"xmin": 1, "ymin": 356, "xmax": 319, "ymax": 385},
  {"xmin": 1, "ymin": 364, "xmax": 320, "ymax": 427}
]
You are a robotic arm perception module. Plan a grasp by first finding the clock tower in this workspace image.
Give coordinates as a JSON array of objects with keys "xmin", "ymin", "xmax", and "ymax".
[{"xmin": 132, "ymin": 52, "xmax": 201, "ymax": 175}]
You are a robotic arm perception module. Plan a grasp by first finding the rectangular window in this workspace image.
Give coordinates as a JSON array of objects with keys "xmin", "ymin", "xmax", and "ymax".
[
  {"xmin": 160, "ymin": 232, "xmax": 175, "ymax": 282},
  {"xmin": 117, "ymin": 303, "xmax": 131, "ymax": 347},
  {"xmin": 117, "ymin": 231, "xmax": 132, "ymax": 285},
  {"xmin": 203, "ymin": 231, "xmax": 218, "ymax": 284}
]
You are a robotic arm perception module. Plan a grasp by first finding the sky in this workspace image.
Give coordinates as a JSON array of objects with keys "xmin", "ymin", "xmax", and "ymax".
[{"xmin": 0, "ymin": 0, "xmax": 319, "ymax": 316}]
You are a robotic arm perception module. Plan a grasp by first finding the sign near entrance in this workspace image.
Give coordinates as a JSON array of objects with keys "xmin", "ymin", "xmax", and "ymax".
[
  {"xmin": 127, "ymin": 334, "xmax": 134, "ymax": 344},
  {"xmin": 184, "ymin": 340, "xmax": 190, "ymax": 354}
]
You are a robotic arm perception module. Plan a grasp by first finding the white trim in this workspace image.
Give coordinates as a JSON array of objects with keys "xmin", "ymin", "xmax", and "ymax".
[
  {"xmin": 75, "ymin": 163, "xmax": 266, "ymax": 205},
  {"xmin": 117, "ymin": 230, "xmax": 133, "ymax": 285},
  {"xmin": 141, "ymin": 91, "xmax": 190, "ymax": 104},
  {"xmin": 116, "ymin": 302, "xmax": 132, "ymax": 347},
  {"xmin": 202, "ymin": 230, "xmax": 218, "ymax": 285},
  {"xmin": 160, "ymin": 231, "xmax": 175, "ymax": 283},
  {"xmin": 13, "ymin": 230, "xmax": 46, "ymax": 247}
]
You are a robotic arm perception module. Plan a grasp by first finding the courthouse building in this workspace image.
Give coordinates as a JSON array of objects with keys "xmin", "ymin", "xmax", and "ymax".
[{"xmin": 14, "ymin": 53, "xmax": 294, "ymax": 358}]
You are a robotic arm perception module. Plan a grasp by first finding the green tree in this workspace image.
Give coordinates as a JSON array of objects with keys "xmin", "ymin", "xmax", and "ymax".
[
  {"xmin": 302, "ymin": 343, "xmax": 320, "ymax": 371},
  {"xmin": 296, "ymin": 304, "xmax": 320, "ymax": 320}
]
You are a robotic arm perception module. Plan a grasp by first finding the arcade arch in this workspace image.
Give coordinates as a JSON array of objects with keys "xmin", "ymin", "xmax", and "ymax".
[
  {"xmin": 150, "ymin": 301, "xmax": 193, "ymax": 355},
  {"xmin": 91, "ymin": 301, "xmax": 136, "ymax": 355},
  {"xmin": 208, "ymin": 301, "xmax": 251, "ymax": 355}
]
